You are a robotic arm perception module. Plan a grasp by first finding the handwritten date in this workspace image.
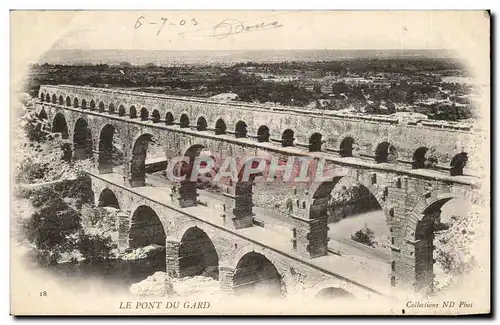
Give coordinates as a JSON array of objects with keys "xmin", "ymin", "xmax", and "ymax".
[{"xmin": 134, "ymin": 16, "xmax": 198, "ymax": 36}]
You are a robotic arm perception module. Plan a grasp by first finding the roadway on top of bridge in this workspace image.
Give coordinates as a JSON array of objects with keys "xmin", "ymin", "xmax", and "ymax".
[{"xmin": 89, "ymin": 171, "xmax": 392, "ymax": 297}]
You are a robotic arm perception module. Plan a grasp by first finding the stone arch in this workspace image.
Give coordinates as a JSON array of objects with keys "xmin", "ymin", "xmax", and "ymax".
[
  {"xmin": 129, "ymin": 133, "xmax": 154, "ymax": 187},
  {"xmin": 73, "ymin": 97, "xmax": 79, "ymax": 108},
  {"xmin": 97, "ymin": 124, "xmax": 123, "ymax": 174},
  {"xmin": 339, "ymin": 136, "xmax": 356, "ymax": 158},
  {"xmin": 180, "ymin": 114, "xmax": 190, "ymax": 128},
  {"xmin": 375, "ymin": 141, "xmax": 398, "ymax": 163},
  {"xmin": 97, "ymin": 188, "xmax": 120, "ymax": 209},
  {"xmin": 309, "ymin": 132, "xmax": 323, "ymax": 152},
  {"xmin": 81, "ymin": 99, "xmax": 87, "ymax": 109},
  {"xmin": 52, "ymin": 94, "xmax": 57, "ymax": 103},
  {"xmin": 45, "ymin": 93, "xmax": 51, "ymax": 102},
  {"xmin": 196, "ymin": 116, "xmax": 208, "ymax": 131},
  {"xmin": 65, "ymin": 96, "xmax": 71, "ymax": 106},
  {"xmin": 39, "ymin": 92, "xmax": 45, "ymax": 101},
  {"xmin": 98, "ymin": 101, "xmax": 105, "ymax": 112},
  {"xmin": 235, "ymin": 120, "xmax": 248, "ymax": 138},
  {"xmin": 450, "ymin": 152, "xmax": 468, "ymax": 176},
  {"xmin": 51, "ymin": 112, "xmax": 69, "ymax": 139},
  {"xmin": 231, "ymin": 250, "xmax": 285, "ymax": 298},
  {"xmin": 257, "ymin": 125, "xmax": 270, "ymax": 142},
  {"xmin": 140, "ymin": 107, "xmax": 149, "ymax": 121},
  {"xmin": 38, "ymin": 108, "xmax": 48, "ymax": 120},
  {"xmin": 72, "ymin": 118, "xmax": 93, "ymax": 160},
  {"xmin": 407, "ymin": 189, "xmax": 477, "ymax": 293},
  {"xmin": 412, "ymin": 147, "xmax": 429, "ymax": 169},
  {"xmin": 302, "ymin": 175, "xmax": 388, "ymax": 259},
  {"xmin": 58, "ymin": 95, "xmax": 64, "ymax": 105},
  {"xmin": 89, "ymin": 99, "xmax": 96, "ymax": 110},
  {"xmin": 309, "ymin": 174, "xmax": 386, "ymax": 218},
  {"xmin": 129, "ymin": 205, "xmax": 166, "ymax": 249},
  {"xmin": 215, "ymin": 118, "xmax": 227, "ymax": 135},
  {"xmin": 178, "ymin": 226, "xmax": 219, "ymax": 279},
  {"xmin": 108, "ymin": 103, "xmax": 115, "ymax": 114},
  {"xmin": 281, "ymin": 129, "xmax": 295, "ymax": 147},
  {"xmin": 165, "ymin": 112, "xmax": 174, "ymax": 125},
  {"xmin": 129, "ymin": 105, "xmax": 137, "ymax": 118},
  {"xmin": 118, "ymin": 105, "xmax": 126, "ymax": 116},
  {"xmin": 152, "ymin": 109, "xmax": 161, "ymax": 123}
]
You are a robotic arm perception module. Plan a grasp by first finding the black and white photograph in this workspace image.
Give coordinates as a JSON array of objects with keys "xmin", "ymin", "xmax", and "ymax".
[{"xmin": 9, "ymin": 10, "xmax": 491, "ymax": 315}]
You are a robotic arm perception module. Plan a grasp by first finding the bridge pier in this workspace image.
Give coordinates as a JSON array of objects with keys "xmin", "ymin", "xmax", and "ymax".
[
  {"xmin": 171, "ymin": 181, "xmax": 198, "ymax": 208},
  {"xmin": 223, "ymin": 181, "xmax": 254, "ymax": 230},
  {"xmin": 166, "ymin": 239, "xmax": 181, "ymax": 278},
  {"xmin": 290, "ymin": 193, "xmax": 329, "ymax": 258},
  {"xmin": 116, "ymin": 211, "xmax": 130, "ymax": 252},
  {"xmin": 219, "ymin": 266, "xmax": 235, "ymax": 295},
  {"xmin": 95, "ymin": 150, "xmax": 114, "ymax": 174}
]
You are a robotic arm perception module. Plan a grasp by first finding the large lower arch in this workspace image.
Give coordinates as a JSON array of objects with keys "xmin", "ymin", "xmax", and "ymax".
[
  {"xmin": 129, "ymin": 133, "xmax": 154, "ymax": 187},
  {"xmin": 97, "ymin": 188, "xmax": 120, "ymax": 209},
  {"xmin": 178, "ymin": 227, "xmax": 219, "ymax": 279},
  {"xmin": 129, "ymin": 205, "xmax": 166, "ymax": 249},
  {"xmin": 51, "ymin": 113, "xmax": 69, "ymax": 139},
  {"xmin": 232, "ymin": 252, "xmax": 283, "ymax": 298},
  {"xmin": 73, "ymin": 118, "xmax": 93, "ymax": 160}
]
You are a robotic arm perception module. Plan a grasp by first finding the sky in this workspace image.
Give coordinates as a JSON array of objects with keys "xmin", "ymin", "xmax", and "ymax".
[
  {"xmin": 10, "ymin": 10, "xmax": 490, "ymax": 87},
  {"xmin": 14, "ymin": 11, "xmax": 489, "ymax": 51}
]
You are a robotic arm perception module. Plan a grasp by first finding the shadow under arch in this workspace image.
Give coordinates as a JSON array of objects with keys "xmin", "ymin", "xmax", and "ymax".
[
  {"xmin": 233, "ymin": 252, "xmax": 284, "ymax": 298},
  {"xmin": 129, "ymin": 205, "xmax": 166, "ymax": 249},
  {"xmin": 73, "ymin": 118, "xmax": 93, "ymax": 160},
  {"xmin": 51, "ymin": 112, "xmax": 69, "ymax": 139},
  {"xmin": 97, "ymin": 188, "xmax": 120, "ymax": 209},
  {"xmin": 178, "ymin": 227, "xmax": 219, "ymax": 280}
]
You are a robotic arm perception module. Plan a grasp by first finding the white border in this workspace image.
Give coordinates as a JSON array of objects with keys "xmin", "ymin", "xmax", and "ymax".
[{"xmin": 2, "ymin": 1, "xmax": 497, "ymax": 323}]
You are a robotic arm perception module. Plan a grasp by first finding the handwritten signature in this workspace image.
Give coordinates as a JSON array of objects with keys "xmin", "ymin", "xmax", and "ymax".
[
  {"xmin": 177, "ymin": 18, "xmax": 283, "ymax": 39},
  {"xmin": 210, "ymin": 19, "xmax": 283, "ymax": 39}
]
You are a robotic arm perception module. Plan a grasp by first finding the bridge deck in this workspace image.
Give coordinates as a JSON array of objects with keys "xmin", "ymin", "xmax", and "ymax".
[{"xmin": 92, "ymin": 171, "xmax": 394, "ymax": 297}]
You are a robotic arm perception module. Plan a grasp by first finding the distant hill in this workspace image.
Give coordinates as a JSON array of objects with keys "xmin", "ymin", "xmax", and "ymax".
[{"xmin": 35, "ymin": 49, "xmax": 457, "ymax": 66}]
